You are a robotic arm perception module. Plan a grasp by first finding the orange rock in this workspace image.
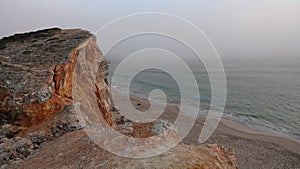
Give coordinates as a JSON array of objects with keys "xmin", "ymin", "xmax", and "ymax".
[{"xmin": 0, "ymin": 28, "xmax": 114, "ymax": 133}]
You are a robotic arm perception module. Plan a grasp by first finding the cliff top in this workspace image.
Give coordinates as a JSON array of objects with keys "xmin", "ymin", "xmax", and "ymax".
[{"xmin": 0, "ymin": 28, "xmax": 92, "ymax": 89}]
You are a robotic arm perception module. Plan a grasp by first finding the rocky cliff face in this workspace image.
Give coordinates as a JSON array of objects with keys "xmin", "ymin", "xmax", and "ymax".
[
  {"xmin": 0, "ymin": 28, "xmax": 238, "ymax": 168},
  {"xmin": 0, "ymin": 28, "xmax": 114, "ymax": 166},
  {"xmin": 0, "ymin": 28, "xmax": 113, "ymax": 132}
]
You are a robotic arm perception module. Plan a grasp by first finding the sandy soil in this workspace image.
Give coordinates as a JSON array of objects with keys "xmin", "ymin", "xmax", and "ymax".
[{"xmin": 113, "ymin": 90, "xmax": 300, "ymax": 169}]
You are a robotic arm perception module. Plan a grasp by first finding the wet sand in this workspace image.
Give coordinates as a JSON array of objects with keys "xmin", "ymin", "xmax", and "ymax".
[{"xmin": 112, "ymin": 90, "xmax": 300, "ymax": 168}]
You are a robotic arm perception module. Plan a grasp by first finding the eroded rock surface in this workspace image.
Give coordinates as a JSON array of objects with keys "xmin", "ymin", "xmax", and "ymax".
[
  {"xmin": 0, "ymin": 28, "xmax": 113, "ymax": 129},
  {"xmin": 0, "ymin": 28, "xmax": 114, "ymax": 166},
  {"xmin": 8, "ymin": 131, "xmax": 238, "ymax": 169}
]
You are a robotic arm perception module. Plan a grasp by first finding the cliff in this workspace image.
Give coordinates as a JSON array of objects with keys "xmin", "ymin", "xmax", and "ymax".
[
  {"xmin": 0, "ymin": 28, "xmax": 238, "ymax": 168},
  {"xmin": 0, "ymin": 28, "xmax": 114, "ymax": 130},
  {"xmin": 0, "ymin": 28, "xmax": 114, "ymax": 166}
]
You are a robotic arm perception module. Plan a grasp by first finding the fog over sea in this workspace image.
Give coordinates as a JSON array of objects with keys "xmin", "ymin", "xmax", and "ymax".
[{"xmin": 108, "ymin": 60, "xmax": 300, "ymax": 140}]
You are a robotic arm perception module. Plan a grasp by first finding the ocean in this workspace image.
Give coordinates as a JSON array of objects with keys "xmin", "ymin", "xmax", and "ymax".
[{"xmin": 108, "ymin": 60, "xmax": 300, "ymax": 139}]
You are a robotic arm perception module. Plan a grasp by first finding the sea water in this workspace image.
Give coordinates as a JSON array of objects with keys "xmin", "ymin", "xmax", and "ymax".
[{"xmin": 108, "ymin": 60, "xmax": 300, "ymax": 139}]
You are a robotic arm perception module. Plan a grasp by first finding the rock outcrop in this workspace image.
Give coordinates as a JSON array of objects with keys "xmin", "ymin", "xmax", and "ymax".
[
  {"xmin": 0, "ymin": 28, "xmax": 238, "ymax": 168},
  {"xmin": 0, "ymin": 28, "xmax": 114, "ymax": 166},
  {"xmin": 0, "ymin": 28, "xmax": 114, "ymax": 130}
]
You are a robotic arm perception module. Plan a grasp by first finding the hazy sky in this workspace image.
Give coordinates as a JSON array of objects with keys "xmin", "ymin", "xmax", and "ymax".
[{"xmin": 1, "ymin": 0, "xmax": 299, "ymax": 62}]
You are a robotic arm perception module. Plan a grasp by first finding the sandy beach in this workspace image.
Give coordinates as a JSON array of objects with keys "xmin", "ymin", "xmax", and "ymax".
[{"xmin": 112, "ymin": 89, "xmax": 300, "ymax": 169}]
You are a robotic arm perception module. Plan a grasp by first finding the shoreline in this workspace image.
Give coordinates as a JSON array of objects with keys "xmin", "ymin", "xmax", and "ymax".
[
  {"xmin": 112, "ymin": 89, "xmax": 300, "ymax": 168},
  {"xmin": 217, "ymin": 118, "xmax": 300, "ymax": 154},
  {"xmin": 113, "ymin": 88, "xmax": 300, "ymax": 153},
  {"xmin": 113, "ymin": 87, "xmax": 300, "ymax": 141}
]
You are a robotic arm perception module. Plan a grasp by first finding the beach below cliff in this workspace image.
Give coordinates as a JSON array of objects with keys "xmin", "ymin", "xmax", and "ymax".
[{"xmin": 112, "ymin": 90, "xmax": 300, "ymax": 169}]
